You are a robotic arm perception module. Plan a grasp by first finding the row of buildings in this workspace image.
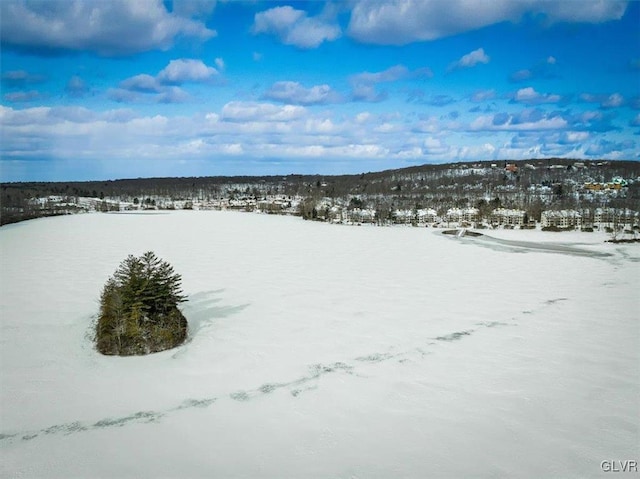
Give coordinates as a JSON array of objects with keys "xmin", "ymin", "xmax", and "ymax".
[
  {"xmin": 541, "ymin": 208, "xmax": 639, "ymax": 229},
  {"xmin": 25, "ymin": 194, "xmax": 640, "ymax": 231},
  {"xmin": 329, "ymin": 206, "xmax": 638, "ymax": 230}
]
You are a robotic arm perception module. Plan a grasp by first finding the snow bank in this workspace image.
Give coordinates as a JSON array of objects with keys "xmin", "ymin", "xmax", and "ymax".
[{"xmin": 1, "ymin": 211, "xmax": 638, "ymax": 478}]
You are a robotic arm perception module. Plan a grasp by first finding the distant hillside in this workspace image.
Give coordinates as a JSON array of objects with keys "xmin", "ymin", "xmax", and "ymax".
[{"xmin": 2, "ymin": 159, "xmax": 639, "ymax": 226}]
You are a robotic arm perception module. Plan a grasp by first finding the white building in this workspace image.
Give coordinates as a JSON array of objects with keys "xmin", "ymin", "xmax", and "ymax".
[
  {"xmin": 446, "ymin": 207, "xmax": 479, "ymax": 224},
  {"xmin": 416, "ymin": 208, "xmax": 438, "ymax": 224},
  {"xmin": 346, "ymin": 208, "xmax": 376, "ymax": 224},
  {"xmin": 541, "ymin": 210, "xmax": 582, "ymax": 229},
  {"xmin": 490, "ymin": 208, "xmax": 526, "ymax": 226},
  {"xmin": 594, "ymin": 208, "xmax": 639, "ymax": 227}
]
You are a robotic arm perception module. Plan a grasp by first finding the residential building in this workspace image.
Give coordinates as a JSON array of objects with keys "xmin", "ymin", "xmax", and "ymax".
[
  {"xmin": 490, "ymin": 208, "xmax": 526, "ymax": 226},
  {"xmin": 541, "ymin": 210, "xmax": 582, "ymax": 229}
]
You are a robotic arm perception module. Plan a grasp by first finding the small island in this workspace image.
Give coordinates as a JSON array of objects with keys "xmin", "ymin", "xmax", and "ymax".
[{"xmin": 95, "ymin": 251, "xmax": 188, "ymax": 356}]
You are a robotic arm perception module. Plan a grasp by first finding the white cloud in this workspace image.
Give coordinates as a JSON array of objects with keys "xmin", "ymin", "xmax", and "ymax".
[
  {"xmin": 221, "ymin": 102, "xmax": 307, "ymax": 122},
  {"xmin": 513, "ymin": 87, "xmax": 562, "ymax": 104},
  {"xmin": 602, "ymin": 93, "xmax": 624, "ymax": 108},
  {"xmin": 215, "ymin": 58, "xmax": 225, "ymax": 71},
  {"xmin": 470, "ymin": 89, "xmax": 496, "ymax": 102},
  {"xmin": 351, "ymin": 64, "xmax": 432, "ymax": 85},
  {"xmin": 562, "ymin": 131, "xmax": 590, "ymax": 143},
  {"xmin": 422, "ymin": 137, "xmax": 450, "ymax": 155},
  {"xmin": 580, "ymin": 92, "xmax": 625, "ymax": 109},
  {"xmin": 470, "ymin": 113, "xmax": 567, "ymax": 131},
  {"xmin": 157, "ymin": 86, "xmax": 190, "ymax": 104},
  {"xmin": 120, "ymin": 74, "xmax": 162, "ymax": 93},
  {"xmin": 3, "ymin": 90, "xmax": 42, "ymax": 103},
  {"xmin": 349, "ymin": 64, "xmax": 432, "ymax": 102},
  {"xmin": 448, "ymin": 48, "xmax": 490, "ymax": 71},
  {"xmin": 355, "ymin": 112, "xmax": 372, "ymax": 124},
  {"xmin": 263, "ymin": 81, "xmax": 342, "ymax": 105},
  {"xmin": 252, "ymin": 6, "xmax": 340, "ymax": 49},
  {"xmin": 113, "ymin": 59, "xmax": 219, "ymax": 103},
  {"xmin": 3, "ymin": 99, "xmax": 633, "ymax": 174},
  {"xmin": 1, "ymin": 70, "xmax": 46, "ymax": 86},
  {"xmin": 157, "ymin": 59, "xmax": 219, "ymax": 84},
  {"xmin": 351, "ymin": 84, "xmax": 387, "ymax": 103},
  {"xmin": 0, "ymin": 0, "xmax": 216, "ymax": 56},
  {"xmin": 347, "ymin": 0, "xmax": 627, "ymax": 45}
]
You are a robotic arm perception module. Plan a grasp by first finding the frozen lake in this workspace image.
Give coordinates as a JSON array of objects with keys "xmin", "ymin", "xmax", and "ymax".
[{"xmin": 1, "ymin": 211, "xmax": 638, "ymax": 478}]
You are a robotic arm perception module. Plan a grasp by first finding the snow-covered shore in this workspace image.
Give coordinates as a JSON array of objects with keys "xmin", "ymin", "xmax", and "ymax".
[{"xmin": 1, "ymin": 211, "xmax": 638, "ymax": 478}]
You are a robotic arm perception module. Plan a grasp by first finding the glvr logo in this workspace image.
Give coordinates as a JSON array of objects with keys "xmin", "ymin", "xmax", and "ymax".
[{"xmin": 601, "ymin": 460, "xmax": 638, "ymax": 472}]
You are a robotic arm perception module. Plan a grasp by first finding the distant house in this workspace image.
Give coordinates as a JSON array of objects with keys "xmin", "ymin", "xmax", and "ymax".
[
  {"xmin": 541, "ymin": 210, "xmax": 582, "ymax": 229},
  {"xmin": 490, "ymin": 208, "xmax": 526, "ymax": 226},
  {"xmin": 505, "ymin": 163, "xmax": 518, "ymax": 173}
]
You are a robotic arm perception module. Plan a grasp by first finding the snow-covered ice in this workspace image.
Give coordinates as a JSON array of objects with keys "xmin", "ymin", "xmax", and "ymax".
[{"xmin": 1, "ymin": 211, "xmax": 638, "ymax": 478}]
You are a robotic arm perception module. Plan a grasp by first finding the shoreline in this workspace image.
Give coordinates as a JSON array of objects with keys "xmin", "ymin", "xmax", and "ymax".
[{"xmin": 2, "ymin": 208, "xmax": 638, "ymax": 247}]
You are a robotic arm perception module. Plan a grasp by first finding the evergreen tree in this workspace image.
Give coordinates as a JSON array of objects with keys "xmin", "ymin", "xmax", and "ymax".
[{"xmin": 96, "ymin": 252, "xmax": 187, "ymax": 356}]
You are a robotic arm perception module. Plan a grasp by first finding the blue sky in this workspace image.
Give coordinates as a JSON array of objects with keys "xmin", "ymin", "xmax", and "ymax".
[{"xmin": 1, "ymin": 0, "xmax": 639, "ymax": 182}]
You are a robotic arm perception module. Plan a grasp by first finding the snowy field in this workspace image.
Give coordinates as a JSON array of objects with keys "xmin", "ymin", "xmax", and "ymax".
[{"xmin": 1, "ymin": 211, "xmax": 638, "ymax": 478}]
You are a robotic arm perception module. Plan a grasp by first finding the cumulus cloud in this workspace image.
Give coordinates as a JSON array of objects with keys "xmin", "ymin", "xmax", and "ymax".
[
  {"xmin": 107, "ymin": 88, "xmax": 141, "ymax": 103},
  {"xmin": 263, "ymin": 81, "xmax": 343, "ymax": 105},
  {"xmin": 351, "ymin": 64, "xmax": 432, "ymax": 85},
  {"xmin": 113, "ymin": 58, "xmax": 220, "ymax": 103},
  {"xmin": 470, "ymin": 109, "xmax": 568, "ymax": 131},
  {"xmin": 221, "ymin": 102, "xmax": 308, "ymax": 122},
  {"xmin": 252, "ymin": 6, "xmax": 340, "ymax": 49},
  {"xmin": 511, "ymin": 87, "xmax": 563, "ymax": 105},
  {"xmin": 585, "ymin": 139, "xmax": 635, "ymax": 156},
  {"xmin": 2, "ymin": 98, "xmax": 637, "ymax": 174},
  {"xmin": 448, "ymin": 48, "xmax": 490, "ymax": 72},
  {"xmin": 601, "ymin": 93, "xmax": 624, "ymax": 108},
  {"xmin": 157, "ymin": 86, "xmax": 190, "ymax": 104},
  {"xmin": 347, "ymin": 0, "xmax": 627, "ymax": 45},
  {"xmin": 580, "ymin": 92, "xmax": 625, "ymax": 109},
  {"xmin": 350, "ymin": 64, "xmax": 432, "ymax": 102},
  {"xmin": 120, "ymin": 74, "xmax": 162, "ymax": 93},
  {"xmin": 0, "ymin": 0, "xmax": 216, "ymax": 56},
  {"xmin": 561, "ymin": 110, "xmax": 619, "ymax": 133},
  {"xmin": 559, "ymin": 131, "xmax": 590, "ymax": 143},
  {"xmin": 422, "ymin": 137, "xmax": 451, "ymax": 155},
  {"xmin": 157, "ymin": 59, "xmax": 219, "ymax": 84}
]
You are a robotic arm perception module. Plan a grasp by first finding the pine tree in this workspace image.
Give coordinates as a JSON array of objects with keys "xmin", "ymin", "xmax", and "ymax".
[{"xmin": 96, "ymin": 252, "xmax": 187, "ymax": 355}]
